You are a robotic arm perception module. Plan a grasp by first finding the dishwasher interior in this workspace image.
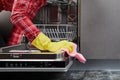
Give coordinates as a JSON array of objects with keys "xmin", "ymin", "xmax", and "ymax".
[{"xmin": 0, "ymin": 0, "xmax": 78, "ymax": 72}]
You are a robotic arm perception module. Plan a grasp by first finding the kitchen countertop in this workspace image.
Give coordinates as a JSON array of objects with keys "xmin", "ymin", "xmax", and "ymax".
[{"xmin": 1, "ymin": 59, "xmax": 120, "ymax": 80}]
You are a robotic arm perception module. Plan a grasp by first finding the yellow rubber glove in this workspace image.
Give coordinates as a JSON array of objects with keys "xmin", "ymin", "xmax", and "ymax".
[
  {"xmin": 31, "ymin": 32, "xmax": 73, "ymax": 53},
  {"xmin": 31, "ymin": 32, "xmax": 86, "ymax": 63}
]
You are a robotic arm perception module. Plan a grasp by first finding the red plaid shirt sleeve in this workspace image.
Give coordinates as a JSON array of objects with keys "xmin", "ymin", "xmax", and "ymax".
[
  {"xmin": 8, "ymin": 0, "xmax": 46, "ymax": 45},
  {"xmin": 0, "ymin": 1, "xmax": 3, "ymax": 12},
  {"xmin": 8, "ymin": 25, "xmax": 24, "ymax": 45}
]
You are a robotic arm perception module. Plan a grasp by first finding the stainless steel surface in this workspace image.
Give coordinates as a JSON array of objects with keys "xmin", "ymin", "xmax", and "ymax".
[
  {"xmin": 47, "ymin": 0, "xmax": 68, "ymax": 4},
  {"xmin": 0, "ymin": 44, "xmax": 65, "ymax": 59},
  {"xmin": 0, "ymin": 44, "xmax": 73, "ymax": 72},
  {"xmin": 0, "ymin": 60, "xmax": 73, "ymax": 72},
  {"xmin": 80, "ymin": 0, "xmax": 120, "ymax": 59},
  {"xmin": 77, "ymin": 0, "xmax": 81, "ymax": 51}
]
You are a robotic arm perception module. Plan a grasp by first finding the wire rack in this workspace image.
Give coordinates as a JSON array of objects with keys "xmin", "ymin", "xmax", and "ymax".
[{"xmin": 35, "ymin": 24, "xmax": 77, "ymax": 41}]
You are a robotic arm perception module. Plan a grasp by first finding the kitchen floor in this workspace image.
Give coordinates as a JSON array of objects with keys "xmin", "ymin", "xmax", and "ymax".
[{"xmin": 1, "ymin": 59, "xmax": 120, "ymax": 80}]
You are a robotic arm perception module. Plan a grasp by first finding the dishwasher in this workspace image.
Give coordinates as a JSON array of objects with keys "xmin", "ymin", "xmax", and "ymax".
[{"xmin": 0, "ymin": 0, "xmax": 79, "ymax": 72}]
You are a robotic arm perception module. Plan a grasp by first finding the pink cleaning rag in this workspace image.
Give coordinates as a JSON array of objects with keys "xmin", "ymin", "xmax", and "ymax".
[{"xmin": 61, "ymin": 43, "xmax": 86, "ymax": 63}]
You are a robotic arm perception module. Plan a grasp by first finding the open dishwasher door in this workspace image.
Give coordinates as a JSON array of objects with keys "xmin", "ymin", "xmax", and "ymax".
[
  {"xmin": 0, "ymin": 0, "xmax": 78, "ymax": 72},
  {"xmin": 0, "ymin": 44, "xmax": 74, "ymax": 72}
]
